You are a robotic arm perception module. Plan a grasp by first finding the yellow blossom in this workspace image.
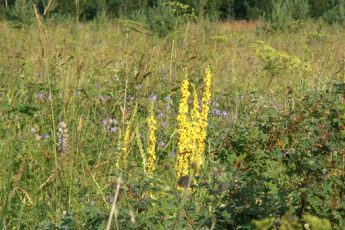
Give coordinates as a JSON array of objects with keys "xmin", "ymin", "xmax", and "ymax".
[
  {"xmin": 190, "ymin": 85, "xmax": 201, "ymax": 173},
  {"xmin": 146, "ymin": 102, "xmax": 157, "ymax": 174},
  {"xmin": 176, "ymin": 68, "xmax": 213, "ymax": 180},
  {"xmin": 252, "ymin": 40, "xmax": 311, "ymax": 72},
  {"xmin": 196, "ymin": 67, "xmax": 212, "ymax": 171},
  {"xmin": 116, "ymin": 109, "xmax": 136, "ymax": 171},
  {"xmin": 135, "ymin": 126, "xmax": 146, "ymax": 172},
  {"xmin": 116, "ymin": 122, "xmax": 131, "ymax": 170},
  {"xmin": 176, "ymin": 79, "xmax": 191, "ymax": 179}
]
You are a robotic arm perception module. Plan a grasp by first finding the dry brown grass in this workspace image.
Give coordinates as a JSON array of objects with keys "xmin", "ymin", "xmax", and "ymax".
[{"xmin": 215, "ymin": 20, "xmax": 257, "ymax": 33}]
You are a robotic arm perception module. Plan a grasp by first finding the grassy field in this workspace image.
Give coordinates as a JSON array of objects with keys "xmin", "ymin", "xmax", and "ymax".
[{"xmin": 0, "ymin": 19, "xmax": 344, "ymax": 229}]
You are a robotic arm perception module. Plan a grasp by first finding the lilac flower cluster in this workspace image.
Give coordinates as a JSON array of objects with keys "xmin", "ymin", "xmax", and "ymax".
[
  {"xmin": 35, "ymin": 92, "xmax": 52, "ymax": 101},
  {"xmin": 159, "ymin": 141, "xmax": 166, "ymax": 149},
  {"xmin": 127, "ymin": 95, "xmax": 135, "ymax": 101},
  {"xmin": 210, "ymin": 99, "xmax": 228, "ymax": 119},
  {"xmin": 211, "ymin": 108, "xmax": 228, "ymax": 118},
  {"xmin": 99, "ymin": 95, "xmax": 112, "ymax": 104},
  {"xmin": 57, "ymin": 122, "xmax": 69, "ymax": 154},
  {"xmin": 102, "ymin": 117, "xmax": 118, "ymax": 133},
  {"xmin": 164, "ymin": 96, "xmax": 173, "ymax": 110},
  {"xmin": 148, "ymin": 94, "xmax": 157, "ymax": 101}
]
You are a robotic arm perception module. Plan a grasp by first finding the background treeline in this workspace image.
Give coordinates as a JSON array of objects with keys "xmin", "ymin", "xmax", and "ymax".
[{"xmin": 1, "ymin": 0, "xmax": 345, "ymax": 23}]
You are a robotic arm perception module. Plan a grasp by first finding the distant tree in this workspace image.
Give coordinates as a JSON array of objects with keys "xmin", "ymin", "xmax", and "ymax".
[
  {"xmin": 308, "ymin": 0, "xmax": 332, "ymax": 18},
  {"xmin": 322, "ymin": 0, "xmax": 345, "ymax": 24},
  {"xmin": 219, "ymin": 0, "xmax": 235, "ymax": 20}
]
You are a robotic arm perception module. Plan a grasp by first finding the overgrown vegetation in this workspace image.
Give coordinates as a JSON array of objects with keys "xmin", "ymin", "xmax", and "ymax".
[{"xmin": 0, "ymin": 1, "xmax": 344, "ymax": 229}]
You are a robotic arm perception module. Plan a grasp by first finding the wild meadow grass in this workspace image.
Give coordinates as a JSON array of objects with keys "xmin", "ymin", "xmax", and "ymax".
[{"xmin": 0, "ymin": 19, "xmax": 344, "ymax": 229}]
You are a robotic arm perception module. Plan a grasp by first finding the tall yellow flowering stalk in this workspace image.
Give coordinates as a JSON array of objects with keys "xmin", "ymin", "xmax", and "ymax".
[
  {"xmin": 176, "ymin": 79, "xmax": 191, "ymax": 178},
  {"xmin": 135, "ymin": 126, "xmax": 146, "ymax": 172},
  {"xmin": 116, "ymin": 122, "xmax": 131, "ymax": 170},
  {"xmin": 116, "ymin": 109, "xmax": 137, "ymax": 171},
  {"xmin": 175, "ymin": 68, "xmax": 213, "ymax": 179},
  {"xmin": 190, "ymin": 85, "xmax": 201, "ymax": 172},
  {"xmin": 146, "ymin": 102, "xmax": 157, "ymax": 175},
  {"xmin": 196, "ymin": 67, "xmax": 212, "ymax": 172}
]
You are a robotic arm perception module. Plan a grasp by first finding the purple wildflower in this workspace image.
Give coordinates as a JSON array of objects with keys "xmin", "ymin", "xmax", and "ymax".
[
  {"xmin": 159, "ymin": 141, "xmax": 166, "ymax": 148},
  {"xmin": 164, "ymin": 96, "xmax": 172, "ymax": 102},
  {"xmin": 212, "ymin": 108, "xmax": 222, "ymax": 116},
  {"xmin": 127, "ymin": 95, "xmax": 135, "ymax": 101},
  {"xmin": 102, "ymin": 117, "xmax": 118, "ymax": 133},
  {"xmin": 162, "ymin": 121, "xmax": 169, "ymax": 128},
  {"xmin": 30, "ymin": 128, "xmax": 36, "ymax": 135},
  {"xmin": 99, "ymin": 96, "xmax": 106, "ymax": 103},
  {"xmin": 36, "ymin": 135, "xmax": 42, "ymax": 142},
  {"xmin": 157, "ymin": 111, "xmax": 164, "ymax": 119},
  {"xmin": 109, "ymin": 127, "xmax": 118, "ymax": 133},
  {"xmin": 35, "ymin": 92, "xmax": 45, "ymax": 100},
  {"xmin": 149, "ymin": 94, "xmax": 157, "ymax": 101},
  {"xmin": 166, "ymin": 103, "xmax": 172, "ymax": 109}
]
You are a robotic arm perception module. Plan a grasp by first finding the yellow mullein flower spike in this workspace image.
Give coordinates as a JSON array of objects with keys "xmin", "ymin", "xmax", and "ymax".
[
  {"xmin": 190, "ymin": 84, "xmax": 201, "ymax": 173},
  {"xmin": 146, "ymin": 102, "xmax": 157, "ymax": 174},
  {"xmin": 135, "ymin": 126, "xmax": 147, "ymax": 173},
  {"xmin": 121, "ymin": 122, "xmax": 131, "ymax": 169},
  {"xmin": 176, "ymin": 79, "xmax": 191, "ymax": 179},
  {"xmin": 197, "ymin": 67, "xmax": 212, "ymax": 171},
  {"xmin": 116, "ymin": 108, "xmax": 137, "ymax": 171}
]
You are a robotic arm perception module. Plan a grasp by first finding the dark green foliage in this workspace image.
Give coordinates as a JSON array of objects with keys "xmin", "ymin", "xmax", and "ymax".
[
  {"xmin": 11, "ymin": 0, "xmax": 35, "ymax": 24},
  {"xmin": 287, "ymin": 0, "xmax": 310, "ymax": 20},
  {"xmin": 308, "ymin": 0, "xmax": 333, "ymax": 18},
  {"xmin": 264, "ymin": 0, "xmax": 310, "ymax": 31},
  {"xmin": 142, "ymin": 2, "xmax": 196, "ymax": 37},
  {"xmin": 322, "ymin": 0, "xmax": 345, "ymax": 24},
  {"xmin": 211, "ymin": 83, "xmax": 345, "ymax": 228},
  {"xmin": 1, "ymin": 0, "xmax": 345, "ymax": 25}
]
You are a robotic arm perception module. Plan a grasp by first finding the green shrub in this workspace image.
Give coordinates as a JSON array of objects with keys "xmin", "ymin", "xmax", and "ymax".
[
  {"xmin": 144, "ymin": 1, "xmax": 196, "ymax": 37},
  {"xmin": 266, "ymin": 0, "xmax": 293, "ymax": 30},
  {"xmin": 212, "ymin": 83, "xmax": 345, "ymax": 228},
  {"xmin": 322, "ymin": 0, "xmax": 345, "ymax": 24},
  {"xmin": 265, "ymin": 0, "xmax": 310, "ymax": 31},
  {"xmin": 11, "ymin": 0, "xmax": 35, "ymax": 24},
  {"xmin": 286, "ymin": 0, "xmax": 310, "ymax": 20}
]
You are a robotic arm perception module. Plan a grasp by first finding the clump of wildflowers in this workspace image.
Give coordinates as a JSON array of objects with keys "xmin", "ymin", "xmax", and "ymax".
[
  {"xmin": 176, "ymin": 67, "xmax": 213, "ymax": 180},
  {"xmin": 57, "ymin": 121, "xmax": 69, "ymax": 154},
  {"xmin": 163, "ymin": 1, "xmax": 196, "ymax": 20},
  {"xmin": 102, "ymin": 117, "xmax": 118, "ymax": 133},
  {"xmin": 251, "ymin": 41, "xmax": 311, "ymax": 73}
]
